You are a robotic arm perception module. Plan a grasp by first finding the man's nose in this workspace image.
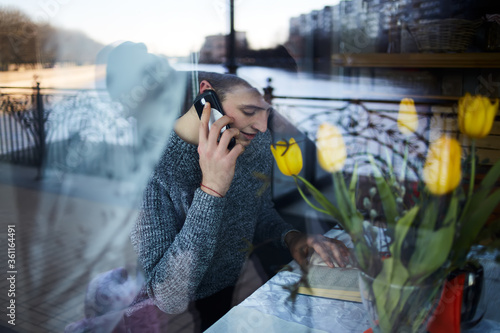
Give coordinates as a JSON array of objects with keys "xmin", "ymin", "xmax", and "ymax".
[{"xmin": 252, "ymin": 111, "xmax": 268, "ymax": 133}]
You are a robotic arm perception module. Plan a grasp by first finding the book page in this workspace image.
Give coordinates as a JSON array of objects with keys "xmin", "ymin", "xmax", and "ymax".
[
  {"xmin": 298, "ymin": 265, "xmax": 361, "ymax": 302},
  {"xmin": 298, "ymin": 230, "xmax": 361, "ymax": 302}
]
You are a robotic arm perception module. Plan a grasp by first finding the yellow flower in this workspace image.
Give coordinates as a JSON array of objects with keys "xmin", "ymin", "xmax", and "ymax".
[
  {"xmin": 397, "ymin": 98, "xmax": 419, "ymax": 135},
  {"xmin": 316, "ymin": 123, "xmax": 347, "ymax": 172},
  {"xmin": 423, "ymin": 136, "xmax": 462, "ymax": 195},
  {"xmin": 270, "ymin": 138, "xmax": 303, "ymax": 176},
  {"xmin": 458, "ymin": 93, "xmax": 499, "ymax": 139}
]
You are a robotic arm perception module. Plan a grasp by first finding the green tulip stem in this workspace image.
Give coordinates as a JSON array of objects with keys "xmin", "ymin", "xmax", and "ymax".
[
  {"xmin": 468, "ymin": 139, "xmax": 476, "ymax": 200},
  {"xmin": 293, "ymin": 176, "xmax": 330, "ymax": 216}
]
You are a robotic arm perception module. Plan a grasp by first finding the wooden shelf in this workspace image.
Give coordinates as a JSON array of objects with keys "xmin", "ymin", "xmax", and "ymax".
[{"xmin": 331, "ymin": 53, "xmax": 500, "ymax": 68}]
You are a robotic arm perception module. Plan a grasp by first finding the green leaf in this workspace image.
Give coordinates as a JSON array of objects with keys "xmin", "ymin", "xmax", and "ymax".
[
  {"xmin": 462, "ymin": 161, "xmax": 500, "ymax": 220},
  {"xmin": 408, "ymin": 194, "xmax": 457, "ymax": 283},
  {"xmin": 480, "ymin": 160, "xmax": 500, "ymax": 192},
  {"xmin": 349, "ymin": 162, "xmax": 359, "ymax": 207},
  {"xmin": 295, "ymin": 176, "xmax": 343, "ymax": 222},
  {"xmin": 295, "ymin": 181, "xmax": 331, "ymax": 216},
  {"xmin": 371, "ymin": 205, "xmax": 419, "ymax": 309},
  {"xmin": 461, "ymin": 187, "xmax": 496, "ymax": 225},
  {"xmin": 335, "ymin": 172, "xmax": 357, "ymax": 218},
  {"xmin": 418, "ymin": 196, "xmax": 438, "ymax": 231},
  {"xmin": 369, "ymin": 207, "xmax": 422, "ymax": 331},
  {"xmin": 369, "ymin": 155, "xmax": 399, "ymax": 225},
  {"xmin": 456, "ymin": 188, "xmax": 500, "ymax": 260},
  {"xmin": 441, "ymin": 192, "xmax": 459, "ymax": 228},
  {"xmin": 391, "ymin": 206, "xmax": 420, "ymax": 263},
  {"xmin": 408, "ymin": 222, "xmax": 455, "ymax": 283},
  {"xmin": 373, "ymin": 256, "xmax": 410, "ymax": 331},
  {"xmin": 463, "ymin": 188, "xmax": 500, "ymax": 236}
]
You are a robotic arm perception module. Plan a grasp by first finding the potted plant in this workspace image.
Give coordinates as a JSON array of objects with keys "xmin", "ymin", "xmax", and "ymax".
[{"xmin": 271, "ymin": 94, "xmax": 500, "ymax": 333}]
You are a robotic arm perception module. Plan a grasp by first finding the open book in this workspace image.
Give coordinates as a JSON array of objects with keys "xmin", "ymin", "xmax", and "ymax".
[{"xmin": 297, "ymin": 251, "xmax": 362, "ymax": 303}]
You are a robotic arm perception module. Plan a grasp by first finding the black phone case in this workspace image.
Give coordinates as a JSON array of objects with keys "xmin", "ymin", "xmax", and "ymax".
[{"xmin": 194, "ymin": 90, "xmax": 236, "ymax": 150}]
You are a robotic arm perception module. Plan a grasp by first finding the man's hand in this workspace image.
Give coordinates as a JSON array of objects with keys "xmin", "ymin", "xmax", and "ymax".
[
  {"xmin": 285, "ymin": 231, "xmax": 351, "ymax": 269},
  {"xmin": 198, "ymin": 102, "xmax": 244, "ymax": 197}
]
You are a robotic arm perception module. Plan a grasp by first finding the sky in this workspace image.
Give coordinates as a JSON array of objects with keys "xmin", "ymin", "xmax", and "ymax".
[{"xmin": 0, "ymin": 0, "xmax": 340, "ymax": 57}]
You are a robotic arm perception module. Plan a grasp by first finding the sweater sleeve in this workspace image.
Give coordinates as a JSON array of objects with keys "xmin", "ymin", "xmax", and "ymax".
[
  {"xmin": 253, "ymin": 183, "xmax": 297, "ymax": 249},
  {"xmin": 131, "ymin": 178, "xmax": 225, "ymax": 314}
]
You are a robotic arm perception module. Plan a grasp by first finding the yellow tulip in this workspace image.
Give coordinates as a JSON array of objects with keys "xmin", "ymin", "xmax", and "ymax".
[
  {"xmin": 397, "ymin": 98, "xmax": 419, "ymax": 135},
  {"xmin": 316, "ymin": 123, "xmax": 347, "ymax": 172},
  {"xmin": 423, "ymin": 136, "xmax": 462, "ymax": 195},
  {"xmin": 458, "ymin": 93, "xmax": 499, "ymax": 139},
  {"xmin": 270, "ymin": 138, "xmax": 303, "ymax": 176}
]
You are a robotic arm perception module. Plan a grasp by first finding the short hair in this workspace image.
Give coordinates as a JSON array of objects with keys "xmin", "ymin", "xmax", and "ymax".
[{"xmin": 197, "ymin": 71, "xmax": 256, "ymax": 102}]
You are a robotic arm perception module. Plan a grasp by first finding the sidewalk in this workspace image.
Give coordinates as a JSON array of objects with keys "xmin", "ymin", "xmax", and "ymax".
[
  {"xmin": 0, "ymin": 163, "xmax": 271, "ymax": 332},
  {"xmin": 0, "ymin": 163, "xmax": 142, "ymax": 332}
]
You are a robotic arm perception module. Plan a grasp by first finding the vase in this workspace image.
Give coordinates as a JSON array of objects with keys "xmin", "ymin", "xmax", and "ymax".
[
  {"xmin": 358, "ymin": 271, "xmax": 443, "ymax": 333},
  {"xmin": 427, "ymin": 262, "xmax": 484, "ymax": 333}
]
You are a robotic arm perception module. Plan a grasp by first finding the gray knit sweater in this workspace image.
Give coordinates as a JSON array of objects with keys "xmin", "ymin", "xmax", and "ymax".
[{"xmin": 130, "ymin": 129, "xmax": 295, "ymax": 314}]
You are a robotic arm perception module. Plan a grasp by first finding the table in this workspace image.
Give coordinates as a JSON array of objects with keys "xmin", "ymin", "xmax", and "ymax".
[{"xmin": 207, "ymin": 229, "xmax": 500, "ymax": 333}]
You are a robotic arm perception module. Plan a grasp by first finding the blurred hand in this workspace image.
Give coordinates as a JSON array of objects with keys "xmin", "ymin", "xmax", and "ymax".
[
  {"xmin": 285, "ymin": 231, "xmax": 351, "ymax": 269},
  {"xmin": 198, "ymin": 102, "xmax": 244, "ymax": 197}
]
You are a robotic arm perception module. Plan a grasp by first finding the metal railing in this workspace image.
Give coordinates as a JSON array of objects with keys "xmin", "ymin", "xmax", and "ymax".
[
  {"xmin": 0, "ymin": 83, "xmax": 46, "ymax": 177},
  {"xmin": 0, "ymin": 79, "xmax": 469, "ymax": 194},
  {"xmin": 0, "ymin": 84, "xmax": 136, "ymax": 179},
  {"xmin": 263, "ymin": 79, "xmax": 460, "ymax": 206}
]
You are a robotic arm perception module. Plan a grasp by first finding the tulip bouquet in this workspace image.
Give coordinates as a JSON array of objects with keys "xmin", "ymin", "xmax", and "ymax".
[{"xmin": 271, "ymin": 93, "xmax": 500, "ymax": 332}]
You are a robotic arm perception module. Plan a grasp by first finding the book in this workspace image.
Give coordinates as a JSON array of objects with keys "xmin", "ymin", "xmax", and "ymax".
[{"xmin": 297, "ymin": 252, "xmax": 362, "ymax": 303}]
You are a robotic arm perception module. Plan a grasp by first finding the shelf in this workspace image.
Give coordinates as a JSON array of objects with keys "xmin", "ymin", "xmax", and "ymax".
[{"xmin": 331, "ymin": 53, "xmax": 500, "ymax": 68}]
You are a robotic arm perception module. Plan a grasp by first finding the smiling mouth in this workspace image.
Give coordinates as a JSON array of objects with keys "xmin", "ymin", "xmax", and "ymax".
[{"xmin": 241, "ymin": 131, "xmax": 257, "ymax": 140}]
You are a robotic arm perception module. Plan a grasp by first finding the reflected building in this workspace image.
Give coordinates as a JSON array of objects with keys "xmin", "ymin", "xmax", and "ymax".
[
  {"xmin": 285, "ymin": 0, "xmax": 495, "ymax": 74},
  {"xmin": 199, "ymin": 32, "xmax": 248, "ymax": 64},
  {"xmin": 287, "ymin": 1, "xmax": 382, "ymax": 72},
  {"xmin": 286, "ymin": 14, "xmax": 307, "ymax": 64},
  {"xmin": 286, "ymin": 7, "xmax": 336, "ymax": 73}
]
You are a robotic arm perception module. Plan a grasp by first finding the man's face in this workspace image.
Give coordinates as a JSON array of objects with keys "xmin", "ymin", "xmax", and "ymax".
[{"xmin": 221, "ymin": 86, "xmax": 272, "ymax": 147}]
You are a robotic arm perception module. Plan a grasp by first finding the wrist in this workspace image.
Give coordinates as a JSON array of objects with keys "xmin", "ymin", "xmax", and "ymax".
[
  {"xmin": 284, "ymin": 230, "xmax": 302, "ymax": 249},
  {"xmin": 200, "ymin": 183, "xmax": 225, "ymax": 198}
]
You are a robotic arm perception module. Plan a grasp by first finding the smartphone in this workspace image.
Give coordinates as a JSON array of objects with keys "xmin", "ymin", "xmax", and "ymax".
[{"xmin": 194, "ymin": 90, "xmax": 236, "ymax": 150}]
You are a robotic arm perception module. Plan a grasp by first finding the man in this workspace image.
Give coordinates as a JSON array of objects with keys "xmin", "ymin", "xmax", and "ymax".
[{"xmin": 131, "ymin": 72, "xmax": 350, "ymax": 331}]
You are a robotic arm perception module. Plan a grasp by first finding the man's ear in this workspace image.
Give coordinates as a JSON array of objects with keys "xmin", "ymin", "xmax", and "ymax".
[{"xmin": 199, "ymin": 80, "xmax": 213, "ymax": 93}]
